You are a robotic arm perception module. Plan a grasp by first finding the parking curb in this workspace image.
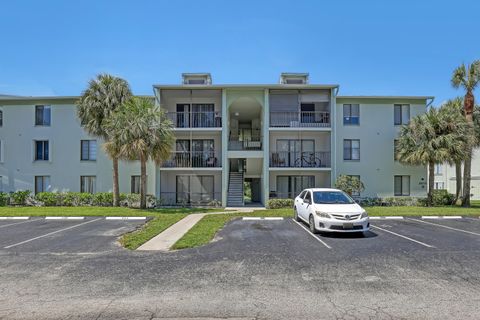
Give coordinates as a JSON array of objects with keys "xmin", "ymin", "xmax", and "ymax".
[
  {"xmin": 45, "ymin": 217, "xmax": 85, "ymax": 220},
  {"xmin": 0, "ymin": 217, "xmax": 30, "ymax": 220},
  {"xmin": 105, "ymin": 217, "xmax": 146, "ymax": 220},
  {"xmin": 421, "ymin": 216, "xmax": 462, "ymax": 219},
  {"xmin": 242, "ymin": 217, "xmax": 284, "ymax": 221},
  {"xmin": 369, "ymin": 216, "xmax": 404, "ymax": 220}
]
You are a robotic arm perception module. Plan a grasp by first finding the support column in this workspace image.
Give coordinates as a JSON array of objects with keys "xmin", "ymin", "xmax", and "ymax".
[
  {"xmin": 221, "ymin": 89, "xmax": 228, "ymax": 207},
  {"xmin": 330, "ymin": 87, "xmax": 337, "ymax": 187},
  {"xmin": 262, "ymin": 89, "xmax": 270, "ymax": 206}
]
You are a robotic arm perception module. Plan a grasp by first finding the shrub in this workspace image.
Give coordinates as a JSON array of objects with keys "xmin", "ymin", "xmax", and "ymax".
[
  {"xmin": 78, "ymin": 193, "xmax": 93, "ymax": 206},
  {"xmin": 0, "ymin": 192, "xmax": 8, "ymax": 206},
  {"xmin": 10, "ymin": 190, "xmax": 31, "ymax": 205},
  {"xmin": 335, "ymin": 175, "xmax": 365, "ymax": 196},
  {"xmin": 92, "ymin": 192, "xmax": 113, "ymax": 206},
  {"xmin": 267, "ymin": 198, "xmax": 294, "ymax": 209},
  {"xmin": 431, "ymin": 190, "xmax": 455, "ymax": 206},
  {"xmin": 358, "ymin": 197, "xmax": 383, "ymax": 207},
  {"xmin": 35, "ymin": 192, "xmax": 60, "ymax": 206}
]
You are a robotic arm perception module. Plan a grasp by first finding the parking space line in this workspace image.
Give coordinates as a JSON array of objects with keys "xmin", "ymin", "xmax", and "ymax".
[
  {"xmin": 243, "ymin": 217, "xmax": 262, "ymax": 220},
  {"xmin": 4, "ymin": 218, "xmax": 103, "ymax": 249},
  {"xmin": 0, "ymin": 217, "xmax": 30, "ymax": 220},
  {"xmin": 0, "ymin": 218, "xmax": 41, "ymax": 229},
  {"xmin": 422, "ymin": 216, "xmax": 462, "ymax": 219},
  {"xmin": 105, "ymin": 217, "xmax": 146, "ymax": 220},
  {"xmin": 371, "ymin": 225, "xmax": 435, "ymax": 248},
  {"xmin": 45, "ymin": 216, "xmax": 85, "ymax": 220},
  {"xmin": 407, "ymin": 218, "xmax": 480, "ymax": 236},
  {"xmin": 369, "ymin": 216, "xmax": 404, "ymax": 220},
  {"xmin": 291, "ymin": 219, "xmax": 332, "ymax": 249},
  {"xmin": 263, "ymin": 217, "xmax": 284, "ymax": 221}
]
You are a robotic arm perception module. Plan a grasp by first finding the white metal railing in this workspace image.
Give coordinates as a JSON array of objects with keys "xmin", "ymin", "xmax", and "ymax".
[
  {"xmin": 270, "ymin": 111, "xmax": 330, "ymax": 128},
  {"xmin": 270, "ymin": 151, "xmax": 331, "ymax": 168},
  {"xmin": 161, "ymin": 151, "xmax": 220, "ymax": 168},
  {"xmin": 166, "ymin": 112, "xmax": 222, "ymax": 128}
]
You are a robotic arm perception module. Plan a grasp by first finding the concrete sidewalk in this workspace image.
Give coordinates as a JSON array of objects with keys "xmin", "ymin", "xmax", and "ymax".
[{"xmin": 137, "ymin": 213, "xmax": 207, "ymax": 251}]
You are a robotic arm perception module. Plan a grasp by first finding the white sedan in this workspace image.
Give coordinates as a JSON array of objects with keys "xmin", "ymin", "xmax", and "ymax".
[{"xmin": 294, "ymin": 188, "xmax": 369, "ymax": 234}]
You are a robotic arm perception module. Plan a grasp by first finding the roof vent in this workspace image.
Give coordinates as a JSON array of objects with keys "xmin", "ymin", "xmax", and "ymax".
[
  {"xmin": 182, "ymin": 73, "xmax": 212, "ymax": 85},
  {"xmin": 279, "ymin": 73, "xmax": 309, "ymax": 85}
]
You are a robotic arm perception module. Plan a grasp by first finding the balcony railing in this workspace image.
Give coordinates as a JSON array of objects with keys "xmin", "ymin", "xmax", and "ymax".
[
  {"xmin": 158, "ymin": 192, "xmax": 222, "ymax": 207},
  {"xmin": 270, "ymin": 111, "xmax": 330, "ymax": 128},
  {"xmin": 161, "ymin": 151, "xmax": 221, "ymax": 168},
  {"xmin": 270, "ymin": 151, "xmax": 331, "ymax": 168},
  {"xmin": 228, "ymin": 138, "xmax": 263, "ymax": 151},
  {"xmin": 166, "ymin": 112, "xmax": 222, "ymax": 128}
]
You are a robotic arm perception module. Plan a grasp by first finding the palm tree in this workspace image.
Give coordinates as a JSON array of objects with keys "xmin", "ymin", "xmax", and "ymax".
[
  {"xmin": 451, "ymin": 60, "xmax": 480, "ymax": 207},
  {"xmin": 77, "ymin": 74, "xmax": 132, "ymax": 206},
  {"xmin": 397, "ymin": 107, "xmax": 470, "ymax": 206},
  {"xmin": 104, "ymin": 97, "xmax": 174, "ymax": 209}
]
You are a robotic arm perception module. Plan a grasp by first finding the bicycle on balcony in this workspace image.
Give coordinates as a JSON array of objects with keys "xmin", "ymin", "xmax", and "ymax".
[{"xmin": 294, "ymin": 153, "xmax": 323, "ymax": 168}]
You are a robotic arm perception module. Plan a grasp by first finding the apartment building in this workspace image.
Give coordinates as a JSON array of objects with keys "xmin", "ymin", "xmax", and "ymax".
[
  {"xmin": 0, "ymin": 73, "xmax": 431, "ymax": 207},
  {"xmin": 433, "ymin": 149, "xmax": 480, "ymax": 200}
]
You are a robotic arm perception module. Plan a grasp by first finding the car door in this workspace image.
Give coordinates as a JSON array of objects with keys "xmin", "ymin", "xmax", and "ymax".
[
  {"xmin": 295, "ymin": 190, "xmax": 306, "ymax": 218},
  {"xmin": 301, "ymin": 191, "xmax": 313, "ymax": 220}
]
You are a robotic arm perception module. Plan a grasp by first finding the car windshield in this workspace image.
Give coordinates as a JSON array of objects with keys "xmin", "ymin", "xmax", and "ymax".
[{"xmin": 312, "ymin": 191, "xmax": 354, "ymax": 204}]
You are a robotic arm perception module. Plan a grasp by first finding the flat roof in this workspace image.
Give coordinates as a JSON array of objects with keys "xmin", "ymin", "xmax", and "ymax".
[
  {"xmin": 154, "ymin": 84, "xmax": 339, "ymax": 90},
  {"xmin": 0, "ymin": 95, "xmax": 154, "ymax": 105},
  {"xmin": 337, "ymin": 95, "xmax": 434, "ymax": 100}
]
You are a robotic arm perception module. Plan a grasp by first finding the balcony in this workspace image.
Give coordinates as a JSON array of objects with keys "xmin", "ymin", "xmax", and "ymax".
[
  {"xmin": 270, "ymin": 111, "xmax": 330, "ymax": 128},
  {"xmin": 166, "ymin": 112, "xmax": 222, "ymax": 128},
  {"xmin": 270, "ymin": 151, "xmax": 331, "ymax": 168},
  {"xmin": 161, "ymin": 151, "xmax": 221, "ymax": 168}
]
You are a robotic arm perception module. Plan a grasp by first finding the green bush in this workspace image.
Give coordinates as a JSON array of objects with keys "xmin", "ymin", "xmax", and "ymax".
[
  {"xmin": 92, "ymin": 192, "xmax": 113, "ymax": 206},
  {"xmin": 10, "ymin": 190, "xmax": 31, "ymax": 205},
  {"xmin": 35, "ymin": 192, "xmax": 60, "ymax": 206},
  {"xmin": 78, "ymin": 193, "xmax": 93, "ymax": 206},
  {"xmin": 431, "ymin": 189, "xmax": 455, "ymax": 206},
  {"xmin": 0, "ymin": 192, "xmax": 9, "ymax": 206},
  {"xmin": 267, "ymin": 198, "xmax": 294, "ymax": 209}
]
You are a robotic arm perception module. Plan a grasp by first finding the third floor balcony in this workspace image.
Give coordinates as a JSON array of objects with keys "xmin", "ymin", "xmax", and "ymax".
[
  {"xmin": 270, "ymin": 111, "xmax": 330, "ymax": 128},
  {"xmin": 166, "ymin": 111, "xmax": 222, "ymax": 129}
]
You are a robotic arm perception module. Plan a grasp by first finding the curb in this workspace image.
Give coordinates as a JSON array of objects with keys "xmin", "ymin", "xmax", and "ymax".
[
  {"xmin": 421, "ymin": 216, "xmax": 462, "ymax": 219},
  {"xmin": 369, "ymin": 216, "xmax": 404, "ymax": 220},
  {"xmin": 242, "ymin": 217, "xmax": 284, "ymax": 221},
  {"xmin": 0, "ymin": 217, "xmax": 30, "ymax": 220}
]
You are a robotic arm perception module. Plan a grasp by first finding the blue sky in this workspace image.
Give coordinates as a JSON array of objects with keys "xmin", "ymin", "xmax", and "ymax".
[{"xmin": 0, "ymin": 0, "xmax": 478, "ymax": 105}]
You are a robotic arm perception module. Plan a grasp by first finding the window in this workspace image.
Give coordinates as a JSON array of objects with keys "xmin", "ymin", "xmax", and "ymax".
[
  {"xmin": 304, "ymin": 190, "xmax": 312, "ymax": 203},
  {"xmin": 394, "ymin": 139, "xmax": 399, "ymax": 161},
  {"xmin": 394, "ymin": 104, "xmax": 410, "ymax": 125},
  {"xmin": 343, "ymin": 139, "xmax": 360, "ymax": 160},
  {"xmin": 435, "ymin": 182, "xmax": 445, "ymax": 190},
  {"xmin": 131, "ymin": 176, "xmax": 141, "ymax": 194},
  {"xmin": 35, "ymin": 176, "xmax": 50, "ymax": 194},
  {"xmin": 0, "ymin": 109, "xmax": 3, "ymax": 126},
  {"xmin": 435, "ymin": 164, "xmax": 442, "ymax": 175},
  {"xmin": 0, "ymin": 140, "xmax": 3, "ymax": 162},
  {"xmin": 277, "ymin": 176, "xmax": 315, "ymax": 198},
  {"xmin": 81, "ymin": 140, "xmax": 97, "ymax": 161},
  {"xmin": 80, "ymin": 176, "xmax": 96, "ymax": 193},
  {"xmin": 35, "ymin": 105, "xmax": 51, "ymax": 126},
  {"xmin": 35, "ymin": 140, "xmax": 49, "ymax": 161},
  {"xmin": 348, "ymin": 175, "xmax": 361, "ymax": 196},
  {"xmin": 394, "ymin": 175, "xmax": 410, "ymax": 196},
  {"xmin": 343, "ymin": 104, "xmax": 360, "ymax": 125}
]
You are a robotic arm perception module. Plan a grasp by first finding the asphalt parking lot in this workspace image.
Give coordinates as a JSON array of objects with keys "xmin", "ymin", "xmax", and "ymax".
[
  {"xmin": 1, "ymin": 215, "xmax": 480, "ymax": 320},
  {"xmin": 0, "ymin": 217, "xmax": 146, "ymax": 253}
]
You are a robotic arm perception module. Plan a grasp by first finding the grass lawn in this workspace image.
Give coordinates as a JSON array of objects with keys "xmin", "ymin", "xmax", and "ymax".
[
  {"xmin": 172, "ymin": 204, "xmax": 480, "ymax": 250},
  {"xmin": 120, "ymin": 214, "xmax": 187, "ymax": 250},
  {"xmin": 0, "ymin": 206, "xmax": 225, "ymax": 217}
]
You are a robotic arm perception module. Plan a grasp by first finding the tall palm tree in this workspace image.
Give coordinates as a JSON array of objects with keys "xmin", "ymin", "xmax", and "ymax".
[
  {"xmin": 397, "ymin": 107, "xmax": 470, "ymax": 206},
  {"xmin": 451, "ymin": 60, "xmax": 480, "ymax": 207},
  {"xmin": 104, "ymin": 97, "xmax": 174, "ymax": 209},
  {"xmin": 77, "ymin": 74, "xmax": 132, "ymax": 206}
]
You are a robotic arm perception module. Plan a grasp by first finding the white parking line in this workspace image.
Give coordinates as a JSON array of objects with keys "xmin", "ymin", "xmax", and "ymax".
[
  {"xmin": 105, "ymin": 217, "xmax": 146, "ymax": 220},
  {"xmin": 263, "ymin": 217, "xmax": 284, "ymax": 221},
  {"xmin": 242, "ymin": 217, "xmax": 262, "ymax": 220},
  {"xmin": 371, "ymin": 225, "xmax": 435, "ymax": 248},
  {"xmin": 0, "ymin": 218, "xmax": 41, "ymax": 229},
  {"xmin": 0, "ymin": 217, "xmax": 30, "ymax": 220},
  {"xmin": 45, "ymin": 216, "xmax": 85, "ymax": 220},
  {"xmin": 291, "ymin": 219, "xmax": 332, "ymax": 249},
  {"xmin": 369, "ymin": 216, "xmax": 404, "ymax": 220},
  {"xmin": 4, "ymin": 218, "xmax": 103, "ymax": 249},
  {"xmin": 422, "ymin": 216, "xmax": 462, "ymax": 219},
  {"xmin": 407, "ymin": 218, "xmax": 480, "ymax": 236}
]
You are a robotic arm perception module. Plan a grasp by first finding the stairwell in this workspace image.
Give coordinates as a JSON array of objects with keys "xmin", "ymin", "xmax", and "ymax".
[{"xmin": 227, "ymin": 171, "xmax": 244, "ymax": 207}]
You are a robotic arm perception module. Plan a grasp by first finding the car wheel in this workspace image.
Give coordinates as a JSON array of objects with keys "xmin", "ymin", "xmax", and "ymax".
[
  {"xmin": 309, "ymin": 215, "xmax": 319, "ymax": 234},
  {"xmin": 294, "ymin": 207, "xmax": 301, "ymax": 222}
]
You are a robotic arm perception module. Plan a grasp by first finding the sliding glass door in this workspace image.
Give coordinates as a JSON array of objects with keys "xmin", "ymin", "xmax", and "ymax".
[
  {"xmin": 276, "ymin": 176, "xmax": 315, "ymax": 198},
  {"xmin": 176, "ymin": 175, "xmax": 214, "ymax": 204}
]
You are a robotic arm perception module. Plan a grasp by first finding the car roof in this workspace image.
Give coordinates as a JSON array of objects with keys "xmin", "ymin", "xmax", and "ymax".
[{"xmin": 303, "ymin": 188, "xmax": 342, "ymax": 192}]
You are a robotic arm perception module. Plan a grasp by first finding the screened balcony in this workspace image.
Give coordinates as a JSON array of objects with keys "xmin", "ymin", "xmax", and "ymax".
[
  {"xmin": 270, "ymin": 111, "xmax": 330, "ymax": 128},
  {"xmin": 269, "ymin": 151, "xmax": 331, "ymax": 168},
  {"xmin": 161, "ymin": 151, "xmax": 221, "ymax": 168}
]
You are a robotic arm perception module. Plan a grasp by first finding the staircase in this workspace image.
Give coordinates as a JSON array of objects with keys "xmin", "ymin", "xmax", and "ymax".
[{"xmin": 227, "ymin": 172, "xmax": 244, "ymax": 207}]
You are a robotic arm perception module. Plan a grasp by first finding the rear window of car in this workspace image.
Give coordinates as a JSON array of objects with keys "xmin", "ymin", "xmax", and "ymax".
[{"xmin": 313, "ymin": 191, "xmax": 354, "ymax": 204}]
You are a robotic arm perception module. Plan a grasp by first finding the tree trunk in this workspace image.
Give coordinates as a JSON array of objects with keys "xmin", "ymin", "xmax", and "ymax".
[
  {"xmin": 112, "ymin": 157, "xmax": 120, "ymax": 207},
  {"xmin": 140, "ymin": 155, "xmax": 147, "ymax": 209},
  {"xmin": 462, "ymin": 150, "xmax": 472, "ymax": 207},
  {"xmin": 428, "ymin": 161, "xmax": 435, "ymax": 207},
  {"xmin": 454, "ymin": 161, "xmax": 462, "ymax": 204},
  {"xmin": 461, "ymin": 91, "xmax": 474, "ymax": 207}
]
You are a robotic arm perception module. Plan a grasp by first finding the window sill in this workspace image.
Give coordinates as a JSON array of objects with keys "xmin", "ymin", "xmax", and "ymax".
[
  {"xmin": 34, "ymin": 125, "xmax": 51, "ymax": 127},
  {"xmin": 80, "ymin": 160, "xmax": 97, "ymax": 162},
  {"xmin": 343, "ymin": 159, "xmax": 360, "ymax": 162}
]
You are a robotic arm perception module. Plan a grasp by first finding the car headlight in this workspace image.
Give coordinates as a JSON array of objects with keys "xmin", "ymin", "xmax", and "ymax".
[
  {"xmin": 316, "ymin": 211, "xmax": 331, "ymax": 219},
  {"xmin": 361, "ymin": 211, "xmax": 368, "ymax": 219}
]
